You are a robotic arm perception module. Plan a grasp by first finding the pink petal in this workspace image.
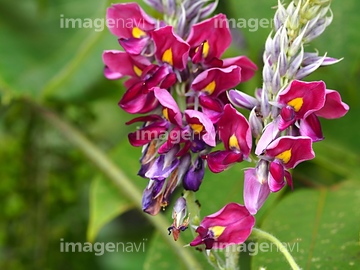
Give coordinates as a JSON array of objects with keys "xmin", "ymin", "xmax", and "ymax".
[
  {"xmin": 106, "ymin": 3, "xmax": 155, "ymax": 39},
  {"xmin": 152, "ymin": 26, "xmax": 190, "ymax": 70},
  {"xmin": 191, "ymin": 66, "xmax": 241, "ymax": 97},
  {"xmin": 279, "ymin": 80, "xmax": 326, "ymax": 119},
  {"xmin": 153, "ymin": 87, "xmax": 182, "ymax": 126},
  {"xmin": 265, "ymin": 136, "xmax": 315, "ymax": 169},
  {"xmin": 187, "ymin": 14, "xmax": 232, "ymax": 60},
  {"xmin": 244, "ymin": 168, "xmax": 270, "ymax": 215},
  {"xmin": 315, "ymin": 89, "xmax": 349, "ymax": 119}
]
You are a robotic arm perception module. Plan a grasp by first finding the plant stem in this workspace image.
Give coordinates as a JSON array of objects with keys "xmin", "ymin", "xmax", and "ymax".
[
  {"xmin": 225, "ymin": 245, "xmax": 239, "ymax": 270},
  {"xmin": 29, "ymin": 100, "xmax": 203, "ymax": 270},
  {"xmin": 250, "ymin": 228, "xmax": 301, "ymax": 270}
]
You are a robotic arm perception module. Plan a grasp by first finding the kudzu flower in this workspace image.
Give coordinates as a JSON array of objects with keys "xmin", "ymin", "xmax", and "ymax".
[
  {"xmin": 232, "ymin": 0, "xmax": 349, "ymax": 215},
  {"xmin": 103, "ymin": 0, "xmax": 257, "ymax": 217},
  {"xmin": 168, "ymin": 196, "xmax": 189, "ymax": 241},
  {"xmin": 190, "ymin": 203, "xmax": 255, "ymax": 249}
]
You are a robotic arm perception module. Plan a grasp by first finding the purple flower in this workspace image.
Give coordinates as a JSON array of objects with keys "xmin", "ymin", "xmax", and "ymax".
[
  {"xmin": 183, "ymin": 157, "xmax": 205, "ymax": 191},
  {"xmin": 243, "ymin": 161, "xmax": 271, "ymax": 215},
  {"xmin": 191, "ymin": 66, "xmax": 242, "ymax": 97},
  {"xmin": 190, "ymin": 203, "xmax": 255, "ymax": 249},
  {"xmin": 106, "ymin": 3, "xmax": 156, "ymax": 54},
  {"xmin": 152, "ymin": 26, "xmax": 190, "ymax": 70},
  {"xmin": 278, "ymin": 80, "xmax": 326, "ymax": 130},
  {"xmin": 299, "ymin": 89, "xmax": 349, "ymax": 141},
  {"xmin": 207, "ymin": 104, "xmax": 252, "ymax": 173},
  {"xmin": 187, "ymin": 14, "xmax": 232, "ymax": 63},
  {"xmin": 264, "ymin": 136, "xmax": 314, "ymax": 192},
  {"xmin": 153, "ymin": 87, "xmax": 183, "ymax": 126},
  {"xmin": 184, "ymin": 110, "xmax": 216, "ymax": 147}
]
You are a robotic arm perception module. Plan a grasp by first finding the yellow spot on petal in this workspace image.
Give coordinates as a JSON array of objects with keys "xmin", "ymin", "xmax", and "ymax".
[
  {"xmin": 229, "ymin": 134, "xmax": 240, "ymax": 151},
  {"xmin": 202, "ymin": 41, "xmax": 210, "ymax": 58},
  {"xmin": 203, "ymin": 80, "xmax": 216, "ymax": 95},
  {"xmin": 133, "ymin": 65, "xmax": 142, "ymax": 77},
  {"xmin": 162, "ymin": 48, "xmax": 173, "ymax": 65},
  {"xmin": 209, "ymin": 226, "xmax": 226, "ymax": 239},
  {"xmin": 190, "ymin": 124, "xmax": 204, "ymax": 134},
  {"xmin": 163, "ymin": 108, "xmax": 169, "ymax": 121},
  {"xmin": 195, "ymin": 40, "xmax": 210, "ymax": 58},
  {"xmin": 288, "ymin": 97, "xmax": 303, "ymax": 112},
  {"xmin": 132, "ymin": 27, "xmax": 146, "ymax": 38},
  {"xmin": 276, "ymin": 149, "xmax": 292, "ymax": 164}
]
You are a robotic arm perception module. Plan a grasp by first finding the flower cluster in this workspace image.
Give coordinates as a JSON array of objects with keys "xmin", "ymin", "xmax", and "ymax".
[
  {"xmin": 225, "ymin": 0, "xmax": 349, "ymax": 216},
  {"xmin": 103, "ymin": 0, "xmax": 348, "ymax": 254},
  {"xmin": 103, "ymin": 0, "xmax": 257, "ymax": 217}
]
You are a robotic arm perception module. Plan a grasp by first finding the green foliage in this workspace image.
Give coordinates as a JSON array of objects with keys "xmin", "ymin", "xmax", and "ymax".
[{"xmin": 252, "ymin": 180, "xmax": 360, "ymax": 269}]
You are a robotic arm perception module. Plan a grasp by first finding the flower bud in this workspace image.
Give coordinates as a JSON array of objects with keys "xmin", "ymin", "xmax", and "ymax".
[{"xmin": 183, "ymin": 157, "xmax": 205, "ymax": 191}]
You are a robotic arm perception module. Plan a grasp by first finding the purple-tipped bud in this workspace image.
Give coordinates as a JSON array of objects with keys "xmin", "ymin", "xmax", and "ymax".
[
  {"xmin": 287, "ymin": 46, "xmax": 304, "ymax": 79},
  {"xmin": 305, "ymin": 15, "xmax": 333, "ymax": 42},
  {"xmin": 288, "ymin": 24, "xmax": 307, "ymax": 57},
  {"xmin": 274, "ymin": 0, "xmax": 287, "ymax": 31},
  {"xmin": 228, "ymin": 89, "xmax": 259, "ymax": 110},
  {"xmin": 249, "ymin": 108, "xmax": 263, "ymax": 138},
  {"xmin": 183, "ymin": 157, "xmax": 205, "ymax": 191},
  {"xmin": 199, "ymin": 1, "xmax": 218, "ymax": 19},
  {"xmin": 260, "ymin": 83, "xmax": 271, "ymax": 117},
  {"xmin": 172, "ymin": 197, "xmax": 187, "ymax": 227},
  {"xmin": 295, "ymin": 54, "xmax": 326, "ymax": 80},
  {"xmin": 272, "ymin": 65, "xmax": 281, "ymax": 94},
  {"xmin": 302, "ymin": 53, "xmax": 341, "ymax": 66},
  {"xmin": 278, "ymin": 51, "xmax": 288, "ymax": 76},
  {"xmin": 164, "ymin": 0, "xmax": 176, "ymax": 17}
]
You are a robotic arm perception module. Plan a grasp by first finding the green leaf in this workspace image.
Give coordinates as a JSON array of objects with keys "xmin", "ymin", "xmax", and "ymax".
[
  {"xmin": 87, "ymin": 175, "xmax": 134, "ymax": 242},
  {"xmin": 251, "ymin": 180, "xmax": 360, "ymax": 269},
  {"xmin": 86, "ymin": 133, "xmax": 146, "ymax": 242}
]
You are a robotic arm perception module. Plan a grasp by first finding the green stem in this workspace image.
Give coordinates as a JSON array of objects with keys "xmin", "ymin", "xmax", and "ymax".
[
  {"xmin": 28, "ymin": 100, "xmax": 203, "ymax": 270},
  {"xmin": 250, "ymin": 228, "xmax": 301, "ymax": 270},
  {"xmin": 225, "ymin": 245, "xmax": 239, "ymax": 270}
]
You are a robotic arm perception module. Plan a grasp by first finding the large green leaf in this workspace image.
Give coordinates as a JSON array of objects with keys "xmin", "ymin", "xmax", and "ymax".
[
  {"xmin": 251, "ymin": 180, "xmax": 360, "ymax": 269},
  {"xmin": 87, "ymin": 175, "xmax": 134, "ymax": 242}
]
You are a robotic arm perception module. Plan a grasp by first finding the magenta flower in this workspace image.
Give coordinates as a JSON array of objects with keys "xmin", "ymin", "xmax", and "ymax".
[
  {"xmin": 207, "ymin": 104, "xmax": 252, "ymax": 173},
  {"xmin": 187, "ymin": 14, "xmax": 232, "ymax": 63},
  {"xmin": 103, "ymin": 50, "xmax": 151, "ymax": 80},
  {"xmin": 278, "ymin": 80, "xmax": 326, "ymax": 130},
  {"xmin": 190, "ymin": 203, "xmax": 255, "ymax": 249},
  {"xmin": 184, "ymin": 110, "xmax": 216, "ymax": 147},
  {"xmin": 191, "ymin": 66, "xmax": 241, "ymax": 97},
  {"xmin": 106, "ymin": 3, "xmax": 156, "ymax": 54},
  {"xmin": 183, "ymin": 157, "xmax": 205, "ymax": 191},
  {"xmin": 152, "ymin": 26, "xmax": 190, "ymax": 70},
  {"xmin": 299, "ymin": 89, "xmax": 349, "ymax": 141},
  {"xmin": 243, "ymin": 162, "xmax": 271, "ymax": 215},
  {"xmin": 126, "ymin": 115, "xmax": 169, "ymax": 147},
  {"xmin": 186, "ymin": 14, "xmax": 257, "ymax": 81},
  {"xmin": 264, "ymin": 136, "xmax": 314, "ymax": 191},
  {"xmin": 153, "ymin": 87, "xmax": 183, "ymax": 126}
]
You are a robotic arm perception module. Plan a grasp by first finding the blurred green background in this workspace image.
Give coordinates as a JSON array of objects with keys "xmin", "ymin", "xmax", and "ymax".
[{"xmin": 0, "ymin": 0, "xmax": 359, "ymax": 269}]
